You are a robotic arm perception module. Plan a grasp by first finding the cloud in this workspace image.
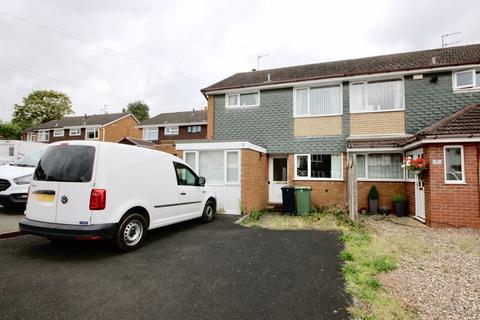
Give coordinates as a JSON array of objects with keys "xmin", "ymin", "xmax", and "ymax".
[{"xmin": 0, "ymin": 0, "xmax": 478, "ymax": 121}]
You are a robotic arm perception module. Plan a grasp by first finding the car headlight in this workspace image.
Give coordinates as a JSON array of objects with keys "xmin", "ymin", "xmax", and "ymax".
[{"xmin": 13, "ymin": 174, "xmax": 33, "ymax": 185}]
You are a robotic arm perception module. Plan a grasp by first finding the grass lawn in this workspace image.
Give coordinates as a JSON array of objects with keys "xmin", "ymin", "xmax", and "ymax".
[{"xmin": 241, "ymin": 208, "xmax": 417, "ymax": 320}]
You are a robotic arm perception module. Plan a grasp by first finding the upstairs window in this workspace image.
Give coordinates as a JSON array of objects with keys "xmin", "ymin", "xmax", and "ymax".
[
  {"xmin": 164, "ymin": 126, "xmax": 179, "ymax": 135},
  {"xmin": 53, "ymin": 129, "xmax": 64, "ymax": 137},
  {"xmin": 350, "ymin": 79, "xmax": 404, "ymax": 112},
  {"xmin": 453, "ymin": 69, "xmax": 480, "ymax": 90},
  {"xmin": 226, "ymin": 92, "xmax": 259, "ymax": 108},
  {"xmin": 143, "ymin": 128, "xmax": 159, "ymax": 140},
  {"xmin": 187, "ymin": 125, "xmax": 202, "ymax": 133},
  {"xmin": 85, "ymin": 128, "xmax": 99, "ymax": 140},
  {"xmin": 294, "ymin": 85, "xmax": 342, "ymax": 117},
  {"xmin": 38, "ymin": 131, "xmax": 50, "ymax": 142}
]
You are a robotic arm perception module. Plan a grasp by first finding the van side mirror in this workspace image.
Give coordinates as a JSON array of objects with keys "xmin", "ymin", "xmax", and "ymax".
[{"xmin": 197, "ymin": 176, "xmax": 206, "ymax": 187}]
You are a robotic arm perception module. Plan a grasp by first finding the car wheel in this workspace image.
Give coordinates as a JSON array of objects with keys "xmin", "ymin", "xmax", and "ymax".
[
  {"xmin": 113, "ymin": 213, "xmax": 147, "ymax": 252},
  {"xmin": 201, "ymin": 200, "xmax": 216, "ymax": 223}
]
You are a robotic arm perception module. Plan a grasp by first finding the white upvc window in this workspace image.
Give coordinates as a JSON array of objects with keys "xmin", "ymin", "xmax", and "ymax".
[
  {"xmin": 444, "ymin": 146, "xmax": 465, "ymax": 184},
  {"xmin": 187, "ymin": 125, "xmax": 202, "ymax": 133},
  {"xmin": 355, "ymin": 153, "xmax": 404, "ymax": 180},
  {"xmin": 225, "ymin": 92, "xmax": 260, "ymax": 108},
  {"xmin": 85, "ymin": 128, "xmax": 99, "ymax": 140},
  {"xmin": 350, "ymin": 79, "xmax": 404, "ymax": 113},
  {"xmin": 294, "ymin": 154, "xmax": 343, "ymax": 180},
  {"xmin": 69, "ymin": 128, "xmax": 81, "ymax": 136},
  {"xmin": 294, "ymin": 84, "xmax": 342, "ymax": 117},
  {"xmin": 143, "ymin": 128, "xmax": 159, "ymax": 140},
  {"xmin": 164, "ymin": 126, "xmax": 179, "ymax": 135},
  {"xmin": 53, "ymin": 129, "xmax": 64, "ymax": 137},
  {"xmin": 184, "ymin": 151, "xmax": 199, "ymax": 172},
  {"xmin": 184, "ymin": 150, "xmax": 240, "ymax": 185},
  {"xmin": 38, "ymin": 130, "xmax": 50, "ymax": 142},
  {"xmin": 453, "ymin": 69, "xmax": 480, "ymax": 90},
  {"xmin": 26, "ymin": 132, "xmax": 35, "ymax": 141},
  {"xmin": 225, "ymin": 151, "xmax": 240, "ymax": 184}
]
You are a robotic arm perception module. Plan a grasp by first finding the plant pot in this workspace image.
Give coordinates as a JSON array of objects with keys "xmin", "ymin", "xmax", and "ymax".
[
  {"xmin": 369, "ymin": 199, "xmax": 378, "ymax": 214},
  {"xmin": 394, "ymin": 202, "xmax": 406, "ymax": 217}
]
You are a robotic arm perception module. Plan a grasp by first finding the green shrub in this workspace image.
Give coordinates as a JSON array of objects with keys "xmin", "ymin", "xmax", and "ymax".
[
  {"xmin": 391, "ymin": 194, "xmax": 406, "ymax": 203},
  {"xmin": 339, "ymin": 250, "xmax": 354, "ymax": 261},
  {"xmin": 368, "ymin": 186, "xmax": 379, "ymax": 200},
  {"xmin": 249, "ymin": 209, "xmax": 264, "ymax": 221}
]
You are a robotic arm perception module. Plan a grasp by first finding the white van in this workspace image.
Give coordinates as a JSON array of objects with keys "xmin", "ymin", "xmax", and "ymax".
[{"xmin": 19, "ymin": 141, "xmax": 217, "ymax": 252}]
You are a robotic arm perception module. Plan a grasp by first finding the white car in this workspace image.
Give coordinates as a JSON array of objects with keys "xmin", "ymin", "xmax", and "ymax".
[
  {"xmin": 0, "ymin": 149, "xmax": 44, "ymax": 208},
  {"xmin": 20, "ymin": 141, "xmax": 216, "ymax": 252}
]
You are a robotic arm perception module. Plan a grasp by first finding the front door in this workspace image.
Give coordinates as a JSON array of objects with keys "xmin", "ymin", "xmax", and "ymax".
[
  {"xmin": 415, "ymin": 175, "xmax": 425, "ymax": 222},
  {"xmin": 269, "ymin": 156, "xmax": 288, "ymax": 204}
]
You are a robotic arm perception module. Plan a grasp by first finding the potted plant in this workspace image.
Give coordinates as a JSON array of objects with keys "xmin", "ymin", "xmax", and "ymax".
[
  {"xmin": 391, "ymin": 194, "xmax": 407, "ymax": 217},
  {"xmin": 368, "ymin": 186, "xmax": 379, "ymax": 214},
  {"xmin": 403, "ymin": 156, "xmax": 427, "ymax": 180}
]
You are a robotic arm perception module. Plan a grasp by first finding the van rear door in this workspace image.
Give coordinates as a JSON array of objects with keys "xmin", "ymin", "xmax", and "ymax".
[
  {"xmin": 27, "ymin": 181, "xmax": 59, "ymax": 223},
  {"xmin": 30, "ymin": 144, "xmax": 97, "ymax": 225}
]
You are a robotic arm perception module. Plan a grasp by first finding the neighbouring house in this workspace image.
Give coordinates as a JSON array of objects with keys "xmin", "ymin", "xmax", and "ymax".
[
  {"xmin": 22, "ymin": 113, "xmax": 141, "ymax": 143},
  {"xmin": 136, "ymin": 109, "xmax": 207, "ymax": 155},
  {"xmin": 175, "ymin": 43, "xmax": 480, "ymax": 227}
]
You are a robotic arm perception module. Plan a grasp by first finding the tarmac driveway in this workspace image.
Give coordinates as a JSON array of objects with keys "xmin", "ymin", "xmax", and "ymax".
[{"xmin": 0, "ymin": 216, "xmax": 349, "ymax": 320}]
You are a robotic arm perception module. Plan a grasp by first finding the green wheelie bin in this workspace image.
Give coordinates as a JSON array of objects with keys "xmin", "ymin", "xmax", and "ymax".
[{"xmin": 295, "ymin": 186, "xmax": 312, "ymax": 216}]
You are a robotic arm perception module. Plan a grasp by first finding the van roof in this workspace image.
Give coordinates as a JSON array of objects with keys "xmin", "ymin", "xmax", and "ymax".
[{"xmin": 49, "ymin": 141, "xmax": 183, "ymax": 163}]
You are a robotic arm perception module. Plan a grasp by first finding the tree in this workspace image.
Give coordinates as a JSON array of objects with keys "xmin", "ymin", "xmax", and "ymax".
[
  {"xmin": 0, "ymin": 122, "xmax": 21, "ymax": 140},
  {"xmin": 122, "ymin": 100, "xmax": 150, "ymax": 123},
  {"xmin": 12, "ymin": 90, "xmax": 74, "ymax": 130}
]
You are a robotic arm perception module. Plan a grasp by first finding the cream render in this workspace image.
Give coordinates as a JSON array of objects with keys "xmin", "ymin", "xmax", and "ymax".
[
  {"xmin": 294, "ymin": 116, "xmax": 342, "ymax": 137},
  {"xmin": 350, "ymin": 110, "xmax": 405, "ymax": 135}
]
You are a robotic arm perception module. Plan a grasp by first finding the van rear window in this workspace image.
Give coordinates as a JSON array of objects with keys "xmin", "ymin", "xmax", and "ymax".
[{"xmin": 34, "ymin": 145, "xmax": 95, "ymax": 182}]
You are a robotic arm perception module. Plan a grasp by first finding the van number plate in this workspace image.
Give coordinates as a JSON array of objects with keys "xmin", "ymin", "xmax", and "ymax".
[{"xmin": 35, "ymin": 194, "xmax": 55, "ymax": 202}]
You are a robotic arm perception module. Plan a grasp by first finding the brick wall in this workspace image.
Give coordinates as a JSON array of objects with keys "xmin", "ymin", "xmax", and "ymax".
[
  {"xmin": 153, "ymin": 142, "xmax": 183, "ymax": 158},
  {"xmin": 357, "ymin": 181, "xmax": 406, "ymax": 212},
  {"xmin": 207, "ymin": 96, "xmax": 215, "ymax": 140},
  {"xmin": 103, "ymin": 115, "xmax": 141, "ymax": 142},
  {"xmin": 241, "ymin": 149, "xmax": 268, "ymax": 213},
  {"xmin": 294, "ymin": 116, "xmax": 342, "ymax": 136},
  {"xmin": 141, "ymin": 125, "xmax": 207, "ymax": 144},
  {"xmin": 424, "ymin": 143, "xmax": 480, "ymax": 228},
  {"xmin": 350, "ymin": 111, "xmax": 405, "ymax": 135},
  {"xmin": 405, "ymin": 181, "xmax": 416, "ymax": 216}
]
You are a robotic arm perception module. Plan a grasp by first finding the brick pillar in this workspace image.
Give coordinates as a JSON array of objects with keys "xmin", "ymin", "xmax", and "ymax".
[{"xmin": 207, "ymin": 95, "xmax": 215, "ymax": 140}]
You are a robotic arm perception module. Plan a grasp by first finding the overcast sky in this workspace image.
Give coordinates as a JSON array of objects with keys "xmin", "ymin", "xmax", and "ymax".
[{"xmin": 0, "ymin": 0, "xmax": 478, "ymax": 121}]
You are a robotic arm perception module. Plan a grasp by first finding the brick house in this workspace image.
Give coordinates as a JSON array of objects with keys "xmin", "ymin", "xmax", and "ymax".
[
  {"xmin": 135, "ymin": 110, "xmax": 207, "ymax": 155},
  {"xmin": 22, "ymin": 113, "xmax": 141, "ymax": 143},
  {"xmin": 176, "ymin": 44, "xmax": 480, "ymax": 227}
]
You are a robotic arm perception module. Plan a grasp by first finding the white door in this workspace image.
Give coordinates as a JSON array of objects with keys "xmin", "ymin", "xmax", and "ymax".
[
  {"xmin": 415, "ymin": 175, "xmax": 425, "ymax": 222},
  {"xmin": 269, "ymin": 156, "xmax": 288, "ymax": 204}
]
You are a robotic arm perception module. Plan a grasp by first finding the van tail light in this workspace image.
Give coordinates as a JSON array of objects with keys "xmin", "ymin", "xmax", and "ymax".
[{"xmin": 89, "ymin": 189, "xmax": 106, "ymax": 210}]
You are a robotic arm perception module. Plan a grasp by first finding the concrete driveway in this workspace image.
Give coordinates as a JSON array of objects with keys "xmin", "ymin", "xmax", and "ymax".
[{"xmin": 0, "ymin": 216, "xmax": 350, "ymax": 320}]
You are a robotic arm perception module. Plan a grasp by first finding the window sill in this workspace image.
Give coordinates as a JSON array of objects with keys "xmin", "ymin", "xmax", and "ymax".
[
  {"xmin": 294, "ymin": 177, "xmax": 344, "ymax": 182},
  {"xmin": 350, "ymin": 108, "xmax": 405, "ymax": 115},
  {"xmin": 453, "ymin": 88, "xmax": 480, "ymax": 94},
  {"xmin": 293, "ymin": 113, "xmax": 343, "ymax": 118},
  {"xmin": 444, "ymin": 181, "xmax": 466, "ymax": 185},
  {"xmin": 357, "ymin": 178, "xmax": 406, "ymax": 182},
  {"xmin": 225, "ymin": 105, "xmax": 260, "ymax": 109}
]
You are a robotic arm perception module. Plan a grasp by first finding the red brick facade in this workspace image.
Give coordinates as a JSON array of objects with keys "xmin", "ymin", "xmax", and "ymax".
[
  {"xmin": 241, "ymin": 149, "xmax": 268, "ymax": 213},
  {"xmin": 357, "ymin": 181, "xmax": 406, "ymax": 212},
  {"xmin": 423, "ymin": 143, "xmax": 480, "ymax": 228}
]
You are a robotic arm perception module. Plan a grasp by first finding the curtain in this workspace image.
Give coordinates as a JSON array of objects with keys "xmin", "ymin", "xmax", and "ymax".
[
  {"xmin": 239, "ymin": 93, "xmax": 258, "ymax": 106},
  {"xmin": 226, "ymin": 152, "xmax": 239, "ymax": 183},
  {"xmin": 356, "ymin": 154, "xmax": 366, "ymax": 178},
  {"xmin": 199, "ymin": 151, "xmax": 224, "ymax": 184},
  {"xmin": 331, "ymin": 154, "xmax": 342, "ymax": 178},
  {"xmin": 350, "ymin": 83, "xmax": 366, "ymax": 112},
  {"xmin": 367, "ymin": 154, "xmax": 403, "ymax": 179},
  {"xmin": 310, "ymin": 85, "xmax": 341, "ymax": 115},
  {"xmin": 185, "ymin": 152, "xmax": 197, "ymax": 172},
  {"xmin": 367, "ymin": 80, "xmax": 402, "ymax": 111},
  {"xmin": 296, "ymin": 89, "xmax": 308, "ymax": 115}
]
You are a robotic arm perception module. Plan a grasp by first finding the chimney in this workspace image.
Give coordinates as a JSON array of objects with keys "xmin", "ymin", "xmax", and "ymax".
[{"xmin": 251, "ymin": 68, "xmax": 256, "ymax": 72}]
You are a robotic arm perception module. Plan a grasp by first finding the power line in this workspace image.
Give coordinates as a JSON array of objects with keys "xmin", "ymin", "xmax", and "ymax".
[{"xmin": 0, "ymin": 9, "xmax": 201, "ymax": 84}]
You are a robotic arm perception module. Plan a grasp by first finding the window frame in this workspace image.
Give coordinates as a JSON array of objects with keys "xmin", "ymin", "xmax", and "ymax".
[
  {"xmin": 452, "ymin": 69, "xmax": 479, "ymax": 91},
  {"xmin": 184, "ymin": 151, "xmax": 199, "ymax": 173},
  {"xmin": 85, "ymin": 128, "xmax": 99, "ymax": 140},
  {"xmin": 164, "ymin": 126, "xmax": 179, "ymax": 135},
  {"xmin": 26, "ymin": 132, "xmax": 35, "ymax": 141},
  {"xmin": 38, "ymin": 130, "xmax": 50, "ymax": 142},
  {"xmin": 293, "ymin": 84, "xmax": 343, "ymax": 118},
  {"xmin": 143, "ymin": 127, "xmax": 159, "ymax": 140},
  {"xmin": 225, "ymin": 150, "xmax": 240, "ymax": 185},
  {"xmin": 69, "ymin": 128, "xmax": 81, "ymax": 136},
  {"xmin": 444, "ymin": 145, "xmax": 465, "ymax": 184},
  {"xmin": 53, "ymin": 129, "xmax": 64, "ymax": 137},
  {"xmin": 225, "ymin": 91, "xmax": 260, "ymax": 108},
  {"xmin": 355, "ymin": 152, "xmax": 405, "ymax": 181},
  {"xmin": 294, "ymin": 153, "xmax": 343, "ymax": 181},
  {"xmin": 187, "ymin": 125, "xmax": 202, "ymax": 134},
  {"xmin": 349, "ymin": 78, "xmax": 405, "ymax": 114},
  {"xmin": 173, "ymin": 162, "xmax": 199, "ymax": 186}
]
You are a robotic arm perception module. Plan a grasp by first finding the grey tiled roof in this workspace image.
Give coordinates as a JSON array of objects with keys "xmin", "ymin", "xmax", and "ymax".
[
  {"xmin": 140, "ymin": 110, "xmax": 207, "ymax": 126},
  {"xmin": 346, "ymin": 135, "xmax": 416, "ymax": 148},
  {"xmin": 118, "ymin": 136, "xmax": 156, "ymax": 147},
  {"xmin": 203, "ymin": 43, "xmax": 480, "ymax": 92},
  {"xmin": 418, "ymin": 103, "xmax": 480, "ymax": 136},
  {"xmin": 31, "ymin": 113, "xmax": 131, "ymax": 130}
]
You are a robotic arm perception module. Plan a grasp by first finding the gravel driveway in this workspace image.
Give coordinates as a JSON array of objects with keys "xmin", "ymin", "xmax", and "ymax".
[
  {"xmin": 366, "ymin": 217, "xmax": 480, "ymax": 320},
  {"xmin": 0, "ymin": 216, "xmax": 349, "ymax": 320}
]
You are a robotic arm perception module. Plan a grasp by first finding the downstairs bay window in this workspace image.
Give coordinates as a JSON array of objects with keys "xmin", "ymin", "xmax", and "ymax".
[
  {"xmin": 355, "ymin": 153, "xmax": 404, "ymax": 180},
  {"xmin": 295, "ymin": 154, "xmax": 342, "ymax": 180}
]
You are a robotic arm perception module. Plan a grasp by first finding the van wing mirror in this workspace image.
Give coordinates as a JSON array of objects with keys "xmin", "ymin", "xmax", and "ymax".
[{"xmin": 197, "ymin": 176, "xmax": 206, "ymax": 187}]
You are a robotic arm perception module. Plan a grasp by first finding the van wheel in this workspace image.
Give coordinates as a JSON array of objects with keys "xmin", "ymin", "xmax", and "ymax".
[
  {"xmin": 113, "ymin": 213, "xmax": 147, "ymax": 252},
  {"xmin": 201, "ymin": 200, "xmax": 216, "ymax": 223}
]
